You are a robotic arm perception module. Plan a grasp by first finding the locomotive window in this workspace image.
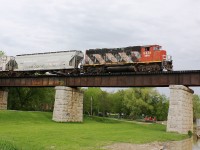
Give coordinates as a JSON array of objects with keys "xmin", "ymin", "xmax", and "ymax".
[
  {"xmin": 154, "ymin": 47, "xmax": 160, "ymax": 50},
  {"xmin": 145, "ymin": 47, "xmax": 150, "ymax": 51},
  {"xmin": 154, "ymin": 46, "xmax": 162, "ymax": 50}
]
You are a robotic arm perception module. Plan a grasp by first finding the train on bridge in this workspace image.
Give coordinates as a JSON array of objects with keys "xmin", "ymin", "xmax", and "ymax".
[{"xmin": 0, "ymin": 45, "xmax": 173, "ymax": 77}]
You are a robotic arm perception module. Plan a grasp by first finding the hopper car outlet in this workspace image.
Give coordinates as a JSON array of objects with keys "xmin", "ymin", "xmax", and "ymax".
[{"xmin": 0, "ymin": 45, "xmax": 173, "ymax": 77}]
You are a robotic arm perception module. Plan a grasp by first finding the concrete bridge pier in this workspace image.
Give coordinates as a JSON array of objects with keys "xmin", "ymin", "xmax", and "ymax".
[
  {"xmin": 52, "ymin": 86, "xmax": 83, "ymax": 122},
  {"xmin": 167, "ymin": 85, "xmax": 194, "ymax": 134},
  {"xmin": 0, "ymin": 89, "xmax": 8, "ymax": 110}
]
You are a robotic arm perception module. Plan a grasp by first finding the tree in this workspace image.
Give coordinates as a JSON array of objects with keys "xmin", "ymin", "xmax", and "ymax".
[
  {"xmin": 122, "ymin": 88, "xmax": 169, "ymax": 120},
  {"xmin": 193, "ymin": 94, "xmax": 200, "ymax": 121},
  {"xmin": 123, "ymin": 88, "xmax": 154, "ymax": 119},
  {"xmin": 83, "ymin": 87, "xmax": 102, "ymax": 115},
  {"xmin": 8, "ymin": 87, "xmax": 55, "ymax": 111},
  {"xmin": 0, "ymin": 51, "xmax": 5, "ymax": 56},
  {"xmin": 152, "ymin": 94, "xmax": 169, "ymax": 121},
  {"xmin": 109, "ymin": 90, "xmax": 129, "ymax": 117},
  {"xmin": 83, "ymin": 87, "xmax": 169, "ymax": 120}
]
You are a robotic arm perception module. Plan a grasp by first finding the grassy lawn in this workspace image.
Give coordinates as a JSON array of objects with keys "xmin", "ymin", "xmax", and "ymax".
[{"xmin": 0, "ymin": 110, "xmax": 187, "ymax": 150}]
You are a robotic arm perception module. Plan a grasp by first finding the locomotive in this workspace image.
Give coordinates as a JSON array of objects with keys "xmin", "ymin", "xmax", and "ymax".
[
  {"xmin": 0, "ymin": 45, "xmax": 172, "ymax": 77},
  {"xmin": 82, "ymin": 45, "xmax": 173, "ymax": 73}
]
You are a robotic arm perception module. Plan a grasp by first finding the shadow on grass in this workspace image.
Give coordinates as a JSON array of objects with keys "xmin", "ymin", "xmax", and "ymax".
[{"xmin": 84, "ymin": 115, "xmax": 120, "ymax": 123}]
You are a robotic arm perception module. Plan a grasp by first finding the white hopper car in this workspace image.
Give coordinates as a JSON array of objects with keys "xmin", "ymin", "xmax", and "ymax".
[{"xmin": 0, "ymin": 50, "xmax": 84, "ymax": 76}]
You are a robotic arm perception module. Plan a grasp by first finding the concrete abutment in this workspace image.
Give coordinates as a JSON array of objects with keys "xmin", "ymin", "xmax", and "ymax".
[
  {"xmin": 52, "ymin": 86, "xmax": 83, "ymax": 122},
  {"xmin": 0, "ymin": 90, "xmax": 8, "ymax": 110},
  {"xmin": 167, "ymin": 85, "xmax": 194, "ymax": 134}
]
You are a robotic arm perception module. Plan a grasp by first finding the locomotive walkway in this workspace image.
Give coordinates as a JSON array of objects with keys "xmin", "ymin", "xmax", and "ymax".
[{"xmin": 0, "ymin": 70, "xmax": 200, "ymax": 87}]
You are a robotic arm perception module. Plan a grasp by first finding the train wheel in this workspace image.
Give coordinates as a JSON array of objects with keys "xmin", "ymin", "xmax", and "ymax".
[
  {"xmin": 97, "ymin": 67, "xmax": 105, "ymax": 74},
  {"xmin": 154, "ymin": 64, "xmax": 161, "ymax": 71},
  {"xmin": 15, "ymin": 72, "xmax": 23, "ymax": 77},
  {"xmin": 149, "ymin": 64, "xmax": 161, "ymax": 72},
  {"xmin": 138, "ymin": 65, "xmax": 146, "ymax": 72}
]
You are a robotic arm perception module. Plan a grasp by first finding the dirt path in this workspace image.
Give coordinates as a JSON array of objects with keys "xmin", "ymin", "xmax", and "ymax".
[
  {"xmin": 103, "ymin": 142, "xmax": 164, "ymax": 150},
  {"xmin": 102, "ymin": 138, "xmax": 193, "ymax": 150}
]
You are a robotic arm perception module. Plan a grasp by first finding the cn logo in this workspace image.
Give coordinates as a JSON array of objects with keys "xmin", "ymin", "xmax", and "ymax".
[{"xmin": 144, "ymin": 51, "xmax": 151, "ymax": 57}]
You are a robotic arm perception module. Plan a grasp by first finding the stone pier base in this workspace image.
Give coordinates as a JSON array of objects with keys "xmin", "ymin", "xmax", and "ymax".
[
  {"xmin": 167, "ymin": 85, "xmax": 194, "ymax": 134},
  {"xmin": 52, "ymin": 86, "xmax": 83, "ymax": 122},
  {"xmin": 0, "ymin": 90, "xmax": 8, "ymax": 110}
]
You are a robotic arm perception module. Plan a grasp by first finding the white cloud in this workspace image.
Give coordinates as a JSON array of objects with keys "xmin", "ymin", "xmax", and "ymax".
[
  {"xmin": 0, "ymin": 0, "xmax": 200, "ymax": 93},
  {"xmin": 0, "ymin": 0, "xmax": 199, "ymax": 59}
]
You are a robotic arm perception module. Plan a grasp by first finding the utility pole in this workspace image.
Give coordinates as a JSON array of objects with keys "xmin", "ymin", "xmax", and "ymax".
[{"xmin": 91, "ymin": 96, "xmax": 93, "ymax": 116}]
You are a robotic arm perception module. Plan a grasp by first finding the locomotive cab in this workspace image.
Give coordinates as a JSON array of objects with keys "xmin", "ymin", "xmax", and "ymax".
[
  {"xmin": 140, "ymin": 45, "xmax": 164, "ymax": 62},
  {"xmin": 139, "ymin": 45, "xmax": 173, "ymax": 71}
]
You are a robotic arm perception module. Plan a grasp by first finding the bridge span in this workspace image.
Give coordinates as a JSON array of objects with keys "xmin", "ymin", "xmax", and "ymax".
[{"xmin": 0, "ymin": 70, "xmax": 200, "ymax": 87}]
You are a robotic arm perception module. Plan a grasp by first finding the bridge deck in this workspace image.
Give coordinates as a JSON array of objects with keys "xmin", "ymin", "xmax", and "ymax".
[{"xmin": 0, "ymin": 70, "xmax": 200, "ymax": 87}]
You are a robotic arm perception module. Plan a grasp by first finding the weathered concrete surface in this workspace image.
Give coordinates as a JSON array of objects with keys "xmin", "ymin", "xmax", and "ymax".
[
  {"xmin": 52, "ymin": 86, "xmax": 83, "ymax": 122},
  {"xmin": 167, "ymin": 85, "xmax": 194, "ymax": 134},
  {"xmin": 0, "ymin": 90, "xmax": 8, "ymax": 110}
]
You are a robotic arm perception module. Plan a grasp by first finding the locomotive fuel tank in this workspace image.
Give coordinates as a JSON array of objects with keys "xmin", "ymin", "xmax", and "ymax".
[{"xmin": 106, "ymin": 66, "xmax": 136, "ymax": 72}]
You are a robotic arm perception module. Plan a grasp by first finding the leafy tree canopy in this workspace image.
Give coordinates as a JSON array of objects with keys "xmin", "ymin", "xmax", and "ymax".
[{"xmin": 0, "ymin": 51, "xmax": 5, "ymax": 56}]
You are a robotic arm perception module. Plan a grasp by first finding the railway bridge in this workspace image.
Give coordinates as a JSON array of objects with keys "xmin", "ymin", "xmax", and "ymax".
[{"xmin": 1, "ymin": 70, "xmax": 200, "ymax": 134}]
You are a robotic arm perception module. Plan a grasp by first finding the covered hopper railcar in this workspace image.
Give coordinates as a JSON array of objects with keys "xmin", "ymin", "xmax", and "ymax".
[{"xmin": 0, "ymin": 50, "xmax": 84, "ymax": 76}]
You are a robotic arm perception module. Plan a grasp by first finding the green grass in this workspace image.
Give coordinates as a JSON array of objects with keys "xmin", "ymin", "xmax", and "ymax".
[{"xmin": 0, "ymin": 110, "xmax": 187, "ymax": 150}]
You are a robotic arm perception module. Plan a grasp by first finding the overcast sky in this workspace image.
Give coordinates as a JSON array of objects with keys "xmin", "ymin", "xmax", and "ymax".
[{"xmin": 0, "ymin": 0, "xmax": 200, "ymax": 94}]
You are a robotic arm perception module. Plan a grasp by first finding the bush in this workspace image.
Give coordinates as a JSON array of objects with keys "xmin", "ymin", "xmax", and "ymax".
[{"xmin": 188, "ymin": 130, "xmax": 193, "ymax": 138}]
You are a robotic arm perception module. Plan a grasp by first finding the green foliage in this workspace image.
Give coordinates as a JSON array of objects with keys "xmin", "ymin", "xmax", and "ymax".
[
  {"xmin": 123, "ymin": 88, "xmax": 155, "ymax": 119},
  {"xmin": 152, "ymin": 95, "xmax": 169, "ymax": 121},
  {"xmin": 187, "ymin": 130, "xmax": 193, "ymax": 138},
  {"xmin": 0, "ymin": 111, "xmax": 187, "ymax": 149},
  {"xmin": 83, "ymin": 87, "xmax": 169, "ymax": 121},
  {"xmin": 108, "ymin": 90, "xmax": 128, "ymax": 116},
  {"xmin": 0, "ymin": 50, "xmax": 5, "ymax": 56},
  {"xmin": 193, "ymin": 94, "xmax": 200, "ymax": 121},
  {"xmin": 83, "ymin": 87, "xmax": 111, "ymax": 116},
  {"xmin": 8, "ymin": 87, "xmax": 55, "ymax": 111}
]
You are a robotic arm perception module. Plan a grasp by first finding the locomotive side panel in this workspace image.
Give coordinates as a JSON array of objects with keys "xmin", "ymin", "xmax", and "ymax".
[
  {"xmin": 15, "ymin": 51, "xmax": 84, "ymax": 71},
  {"xmin": 84, "ymin": 46, "xmax": 142, "ymax": 66}
]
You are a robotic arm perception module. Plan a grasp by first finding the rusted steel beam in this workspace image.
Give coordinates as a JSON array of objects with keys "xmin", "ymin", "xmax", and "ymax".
[
  {"xmin": 65, "ymin": 71, "xmax": 200, "ymax": 87},
  {"xmin": 0, "ymin": 77, "xmax": 66, "ymax": 87},
  {"xmin": 0, "ymin": 71, "xmax": 200, "ymax": 87}
]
